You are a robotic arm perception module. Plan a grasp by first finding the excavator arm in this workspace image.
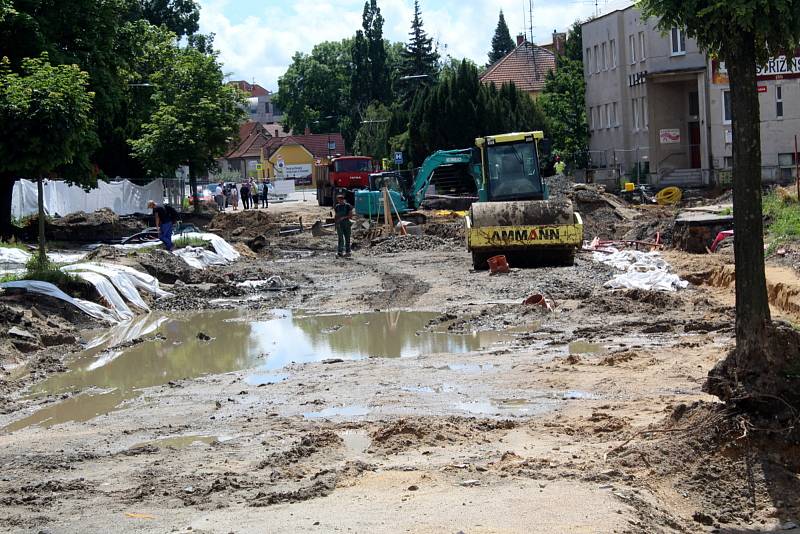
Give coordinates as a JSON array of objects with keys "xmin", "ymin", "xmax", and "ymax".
[{"xmin": 407, "ymin": 149, "xmax": 477, "ymax": 209}]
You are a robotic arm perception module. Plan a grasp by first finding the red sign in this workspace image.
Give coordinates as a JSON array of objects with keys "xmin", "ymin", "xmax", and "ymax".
[{"xmin": 757, "ymin": 86, "xmax": 768, "ymax": 93}]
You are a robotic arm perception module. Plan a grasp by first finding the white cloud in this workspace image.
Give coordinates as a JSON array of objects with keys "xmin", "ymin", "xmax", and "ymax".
[{"xmin": 198, "ymin": 0, "xmax": 613, "ymax": 91}]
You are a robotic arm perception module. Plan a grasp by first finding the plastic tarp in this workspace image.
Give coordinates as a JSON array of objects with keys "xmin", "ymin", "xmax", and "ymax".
[
  {"xmin": 94, "ymin": 263, "xmax": 173, "ymax": 299},
  {"xmin": 174, "ymin": 247, "xmax": 229, "ymax": 269},
  {"xmin": 11, "ymin": 178, "xmax": 164, "ymax": 219},
  {"xmin": 62, "ymin": 263, "xmax": 150, "ymax": 311},
  {"xmin": 172, "ymin": 232, "xmax": 240, "ymax": 269},
  {"xmin": 0, "ymin": 280, "xmax": 118, "ymax": 323},
  {"xmin": 84, "ymin": 313, "xmax": 169, "ymax": 352},
  {"xmin": 593, "ymin": 248, "xmax": 689, "ymax": 292},
  {"xmin": 0, "ymin": 247, "xmax": 31, "ymax": 267},
  {"xmin": 69, "ymin": 271, "xmax": 134, "ymax": 321}
]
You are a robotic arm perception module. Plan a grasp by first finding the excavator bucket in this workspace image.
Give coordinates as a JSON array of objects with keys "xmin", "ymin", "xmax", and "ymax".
[{"xmin": 466, "ymin": 199, "xmax": 583, "ymax": 270}]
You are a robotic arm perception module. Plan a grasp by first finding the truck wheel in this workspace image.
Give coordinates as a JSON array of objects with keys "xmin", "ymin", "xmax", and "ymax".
[
  {"xmin": 471, "ymin": 251, "xmax": 490, "ymax": 271},
  {"xmin": 317, "ymin": 186, "xmax": 325, "ymax": 206}
]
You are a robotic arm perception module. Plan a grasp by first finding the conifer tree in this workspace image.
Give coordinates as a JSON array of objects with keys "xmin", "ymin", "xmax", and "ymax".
[{"xmin": 487, "ymin": 10, "xmax": 515, "ymax": 65}]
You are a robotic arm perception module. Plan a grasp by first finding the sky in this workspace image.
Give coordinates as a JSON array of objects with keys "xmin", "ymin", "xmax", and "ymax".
[{"xmin": 197, "ymin": 0, "xmax": 633, "ymax": 92}]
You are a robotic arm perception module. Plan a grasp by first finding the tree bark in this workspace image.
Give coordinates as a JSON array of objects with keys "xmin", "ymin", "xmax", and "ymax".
[
  {"xmin": 728, "ymin": 35, "xmax": 771, "ymax": 359},
  {"xmin": 0, "ymin": 173, "xmax": 15, "ymax": 241},
  {"xmin": 189, "ymin": 163, "xmax": 199, "ymax": 214},
  {"xmin": 37, "ymin": 177, "xmax": 47, "ymax": 266}
]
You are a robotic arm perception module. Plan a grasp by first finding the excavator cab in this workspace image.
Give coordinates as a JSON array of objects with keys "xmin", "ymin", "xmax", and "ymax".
[{"xmin": 466, "ymin": 131, "xmax": 583, "ymax": 270}]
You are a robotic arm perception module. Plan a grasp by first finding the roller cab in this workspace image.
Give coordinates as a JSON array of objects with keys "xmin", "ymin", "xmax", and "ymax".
[{"xmin": 466, "ymin": 132, "xmax": 584, "ymax": 270}]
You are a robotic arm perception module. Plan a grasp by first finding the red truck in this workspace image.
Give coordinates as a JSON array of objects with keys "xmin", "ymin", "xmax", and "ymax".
[{"xmin": 313, "ymin": 156, "xmax": 374, "ymax": 206}]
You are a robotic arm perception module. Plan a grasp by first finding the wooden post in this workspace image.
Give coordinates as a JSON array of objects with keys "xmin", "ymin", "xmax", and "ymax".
[
  {"xmin": 795, "ymin": 134, "xmax": 799, "ymax": 200},
  {"xmin": 382, "ymin": 186, "xmax": 394, "ymax": 234}
]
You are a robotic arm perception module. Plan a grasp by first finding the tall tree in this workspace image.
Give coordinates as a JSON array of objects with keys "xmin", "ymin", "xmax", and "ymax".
[
  {"xmin": 487, "ymin": 10, "xmax": 515, "ymax": 65},
  {"xmin": 408, "ymin": 60, "xmax": 547, "ymax": 166},
  {"xmin": 638, "ymin": 0, "xmax": 800, "ymax": 398},
  {"xmin": 401, "ymin": 0, "xmax": 439, "ymax": 78},
  {"xmin": 274, "ymin": 39, "xmax": 355, "ymax": 142},
  {"xmin": 564, "ymin": 20, "xmax": 584, "ymax": 62},
  {"xmin": 352, "ymin": 0, "xmax": 388, "ymax": 109},
  {"xmin": 539, "ymin": 57, "xmax": 588, "ymax": 169},
  {"xmin": 130, "ymin": 46, "xmax": 245, "ymax": 212},
  {"xmin": 0, "ymin": 55, "xmax": 95, "ymax": 246},
  {"xmin": 136, "ymin": 0, "xmax": 200, "ymax": 37}
]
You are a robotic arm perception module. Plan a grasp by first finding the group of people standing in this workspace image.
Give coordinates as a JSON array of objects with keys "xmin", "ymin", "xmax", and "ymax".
[{"xmin": 214, "ymin": 178, "xmax": 270, "ymax": 212}]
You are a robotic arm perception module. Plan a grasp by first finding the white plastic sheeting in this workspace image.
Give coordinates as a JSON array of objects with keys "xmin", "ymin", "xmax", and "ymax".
[
  {"xmin": 593, "ymin": 248, "xmax": 689, "ymax": 292},
  {"xmin": 70, "ymin": 271, "xmax": 135, "ymax": 321},
  {"xmin": 84, "ymin": 313, "xmax": 169, "ymax": 352},
  {"xmin": 62, "ymin": 263, "xmax": 150, "ymax": 311},
  {"xmin": 11, "ymin": 178, "xmax": 164, "ymax": 218},
  {"xmin": 0, "ymin": 280, "xmax": 118, "ymax": 322},
  {"xmin": 172, "ymin": 232, "xmax": 240, "ymax": 269},
  {"xmin": 97, "ymin": 263, "xmax": 173, "ymax": 299},
  {"xmin": 0, "ymin": 247, "xmax": 31, "ymax": 266}
]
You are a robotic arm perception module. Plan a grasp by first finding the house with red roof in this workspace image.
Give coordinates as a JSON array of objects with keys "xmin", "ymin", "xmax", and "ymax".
[{"xmin": 480, "ymin": 35, "xmax": 557, "ymax": 99}]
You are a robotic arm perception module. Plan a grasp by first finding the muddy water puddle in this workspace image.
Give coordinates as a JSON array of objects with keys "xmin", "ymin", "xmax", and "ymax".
[{"xmin": 3, "ymin": 309, "xmax": 509, "ymax": 433}]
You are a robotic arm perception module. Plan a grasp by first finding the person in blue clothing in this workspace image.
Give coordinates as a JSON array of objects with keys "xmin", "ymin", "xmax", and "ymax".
[{"xmin": 148, "ymin": 200, "xmax": 176, "ymax": 252}]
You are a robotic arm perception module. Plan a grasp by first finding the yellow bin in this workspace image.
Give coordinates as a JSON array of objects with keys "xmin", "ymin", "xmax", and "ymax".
[{"xmin": 624, "ymin": 182, "xmax": 635, "ymax": 192}]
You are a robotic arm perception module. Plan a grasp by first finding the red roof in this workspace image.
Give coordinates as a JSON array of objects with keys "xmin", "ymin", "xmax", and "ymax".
[
  {"xmin": 481, "ymin": 41, "xmax": 556, "ymax": 93},
  {"xmin": 228, "ymin": 80, "xmax": 269, "ymax": 97},
  {"xmin": 262, "ymin": 133, "xmax": 348, "ymax": 160},
  {"xmin": 225, "ymin": 122, "xmax": 272, "ymax": 159}
]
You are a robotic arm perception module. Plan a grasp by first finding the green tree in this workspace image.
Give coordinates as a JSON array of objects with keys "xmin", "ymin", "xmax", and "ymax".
[
  {"xmin": 401, "ymin": 0, "xmax": 439, "ymax": 78},
  {"xmin": 135, "ymin": 0, "xmax": 200, "ymax": 37},
  {"xmin": 273, "ymin": 39, "xmax": 354, "ymax": 142},
  {"xmin": 488, "ymin": 10, "xmax": 515, "ymax": 65},
  {"xmin": 638, "ymin": 0, "xmax": 800, "ymax": 397},
  {"xmin": 353, "ymin": 103, "xmax": 392, "ymax": 161},
  {"xmin": 352, "ymin": 0, "xmax": 388, "ymax": 109},
  {"xmin": 130, "ymin": 46, "xmax": 245, "ymax": 212},
  {"xmin": 0, "ymin": 55, "xmax": 95, "ymax": 248},
  {"xmin": 539, "ymin": 58, "xmax": 588, "ymax": 169},
  {"xmin": 564, "ymin": 20, "xmax": 584, "ymax": 62},
  {"xmin": 408, "ymin": 60, "xmax": 547, "ymax": 166}
]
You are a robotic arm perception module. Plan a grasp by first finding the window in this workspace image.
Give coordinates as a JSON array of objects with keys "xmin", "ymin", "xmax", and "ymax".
[
  {"xmin": 334, "ymin": 158, "xmax": 372, "ymax": 172},
  {"xmin": 722, "ymin": 90, "xmax": 732, "ymax": 123},
  {"xmin": 639, "ymin": 32, "xmax": 646, "ymax": 61},
  {"xmin": 594, "ymin": 45, "xmax": 599, "ymax": 73},
  {"xmin": 601, "ymin": 42, "xmax": 607, "ymax": 70},
  {"xmin": 776, "ymin": 86, "xmax": 784, "ymax": 118},
  {"xmin": 633, "ymin": 98, "xmax": 641, "ymax": 130},
  {"xmin": 271, "ymin": 102, "xmax": 282, "ymax": 116},
  {"xmin": 585, "ymin": 48, "xmax": 592, "ymax": 74},
  {"xmin": 670, "ymin": 27, "xmax": 686, "ymax": 55},
  {"xmin": 589, "ymin": 107, "xmax": 595, "ymax": 130},
  {"xmin": 606, "ymin": 103, "xmax": 611, "ymax": 129},
  {"xmin": 689, "ymin": 91, "xmax": 700, "ymax": 117},
  {"xmin": 610, "ymin": 39, "xmax": 617, "ymax": 69},
  {"xmin": 612, "ymin": 102, "xmax": 619, "ymax": 127},
  {"xmin": 642, "ymin": 97, "xmax": 648, "ymax": 128},
  {"xmin": 778, "ymin": 153, "xmax": 796, "ymax": 180},
  {"xmin": 629, "ymin": 35, "xmax": 636, "ymax": 64},
  {"xmin": 724, "ymin": 156, "xmax": 734, "ymax": 169}
]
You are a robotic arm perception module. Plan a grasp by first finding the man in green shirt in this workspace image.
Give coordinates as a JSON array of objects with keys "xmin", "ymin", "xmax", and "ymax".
[{"xmin": 334, "ymin": 194, "xmax": 354, "ymax": 257}]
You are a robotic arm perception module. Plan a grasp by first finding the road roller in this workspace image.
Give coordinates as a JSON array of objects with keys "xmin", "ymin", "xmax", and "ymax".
[{"xmin": 465, "ymin": 131, "xmax": 584, "ymax": 270}]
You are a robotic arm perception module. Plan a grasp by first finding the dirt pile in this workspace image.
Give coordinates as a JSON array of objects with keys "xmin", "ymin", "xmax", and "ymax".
[
  {"xmin": 369, "ymin": 417, "xmax": 515, "ymax": 454},
  {"xmin": 207, "ymin": 211, "xmax": 277, "ymax": 241},
  {"xmin": 609, "ymin": 402, "xmax": 800, "ymax": 529},
  {"xmin": 26, "ymin": 209, "xmax": 146, "ymax": 243},
  {"xmin": 135, "ymin": 249, "xmax": 212, "ymax": 284},
  {"xmin": 367, "ymin": 235, "xmax": 460, "ymax": 254},
  {"xmin": 424, "ymin": 221, "xmax": 464, "ymax": 241}
]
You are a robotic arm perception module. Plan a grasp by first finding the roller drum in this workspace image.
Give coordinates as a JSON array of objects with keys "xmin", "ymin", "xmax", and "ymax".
[{"xmin": 469, "ymin": 200, "xmax": 574, "ymax": 227}]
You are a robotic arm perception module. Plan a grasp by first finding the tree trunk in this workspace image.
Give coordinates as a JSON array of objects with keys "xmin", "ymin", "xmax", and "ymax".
[
  {"xmin": 37, "ymin": 176, "xmax": 47, "ymax": 267},
  {"xmin": 0, "ymin": 173, "xmax": 15, "ymax": 241},
  {"xmin": 189, "ymin": 163, "xmax": 199, "ymax": 214},
  {"xmin": 728, "ymin": 35, "xmax": 771, "ymax": 359}
]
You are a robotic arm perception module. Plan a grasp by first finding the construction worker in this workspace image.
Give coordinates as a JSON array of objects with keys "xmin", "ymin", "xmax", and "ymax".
[
  {"xmin": 334, "ymin": 193, "xmax": 353, "ymax": 257},
  {"xmin": 147, "ymin": 200, "xmax": 176, "ymax": 252}
]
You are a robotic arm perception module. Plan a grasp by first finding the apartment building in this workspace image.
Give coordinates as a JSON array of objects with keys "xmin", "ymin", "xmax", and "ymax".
[{"xmin": 582, "ymin": 5, "xmax": 799, "ymax": 186}]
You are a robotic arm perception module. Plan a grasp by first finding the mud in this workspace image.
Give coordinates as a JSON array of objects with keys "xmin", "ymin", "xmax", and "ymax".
[{"xmin": 1, "ymin": 197, "xmax": 798, "ymax": 533}]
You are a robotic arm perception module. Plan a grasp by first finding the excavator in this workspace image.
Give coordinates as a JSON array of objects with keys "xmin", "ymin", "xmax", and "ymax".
[{"xmin": 354, "ymin": 131, "xmax": 583, "ymax": 269}]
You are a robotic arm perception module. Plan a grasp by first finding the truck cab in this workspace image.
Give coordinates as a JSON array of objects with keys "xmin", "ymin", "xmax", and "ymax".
[{"xmin": 315, "ymin": 156, "xmax": 374, "ymax": 206}]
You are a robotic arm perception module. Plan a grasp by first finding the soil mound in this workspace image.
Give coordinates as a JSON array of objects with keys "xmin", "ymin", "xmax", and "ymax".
[
  {"xmin": 367, "ymin": 235, "xmax": 459, "ymax": 254},
  {"xmin": 207, "ymin": 211, "xmax": 275, "ymax": 240},
  {"xmin": 369, "ymin": 417, "xmax": 515, "ymax": 455},
  {"xmin": 424, "ymin": 221, "xmax": 464, "ymax": 241},
  {"xmin": 27, "ymin": 209, "xmax": 146, "ymax": 243}
]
